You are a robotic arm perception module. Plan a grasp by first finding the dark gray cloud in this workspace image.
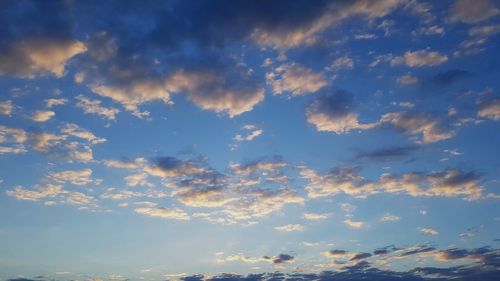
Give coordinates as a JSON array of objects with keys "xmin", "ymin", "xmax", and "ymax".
[{"xmin": 356, "ymin": 146, "xmax": 419, "ymax": 162}]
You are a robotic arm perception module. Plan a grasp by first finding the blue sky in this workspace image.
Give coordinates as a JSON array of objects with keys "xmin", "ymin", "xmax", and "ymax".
[{"xmin": 0, "ymin": 0, "xmax": 499, "ymax": 281}]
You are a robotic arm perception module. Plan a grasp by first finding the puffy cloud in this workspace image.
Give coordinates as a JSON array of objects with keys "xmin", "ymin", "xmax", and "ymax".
[
  {"xmin": 173, "ymin": 186, "xmax": 236, "ymax": 208},
  {"xmin": 418, "ymin": 227, "xmax": 438, "ymax": 236},
  {"xmin": 344, "ymin": 219, "xmax": 366, "ymax": 228},
  {"xmin": 0, "ymin": 126, "xmax": 28, "ymax": 143},
  {"xmin": 0, "ymin": 100, "xmax": 13, "ymax": 116},
  {"xmin": 0, "ymin": 145, "xmax": 27, "ymax": 155},
  {"xmin": 213, "ymin": 188, "xmax": 304, "ymax": 224},
  {"xmin": 29, "ymin": 132, "xmax": 66, "ymax": 152},
  {"xmin": 75, "ymin": 95, "xmax": 120, "ymax": 121},
  {"xmin": 233, "ymin": 125, "xmax": 263, "ymax": 143},
  {"xmin": 6, "ymin": 184, "xmax": 63, "ymax": 201},
  {"xmin": 134, "ymin": 207, "xmax": 190, "ymax": 220},
  {"xmin": 45, "ymin": 98, "xmax": 68, "ymax": 108},
  {"xmin": 263, "ymin": 254, "xmax": 295, "ymax": 265},
  {"xmin": 391, "ymin": 49, "xmax": 448, "ymax": 67},
  {"xmin": 104, "ymin": 157, "xmax": 147, "ymax": 170},
  {"xmin": 274, "ymin": 224, "xmax": 304, "ymax": 232},
  {"xmin": 306, "ymin": 91, "xmax": 377, "ymax": 134},
  {"xmin": 379, "ymin": 111, "xmax": 454, "ymax": 143},
  {"xmin": 0, "ymin": 39, "xmax": 86, "ymax": 78},
  {"xmin": 449, "ymin": 0, "xmax": 500, "ymax": 23},
  {"xmin": 477, "ymin": 97, "xmax": 500, "ymax": 120},
  {"xmin": 145, "ymin": 156, "xmax": 205, "ymax": 178},
  {"xmin": 31, "ymin": 110, "xmax": 55, "ymax": 122},
  {"xmin": 89, "ymin": 66, "xmax": 264, "ymax": 118},
  {"xmin": 46, "ymin": 169, "xmax": 96, "ymax": 186},
  {"xmin": 301, "ymin": 166, "xmax": 375, "ymax": 198},
  {"xmin": 302, "ymin": 166, "xmax": 484, "ymax": 200},
  {"xmin": 327, "ymin": 56, "xmax": 354, "ymax": 71},
  {"xmin": 251, "ymin": 0, "xmax": 401, "ymax": 49},
  {"xmin": 266, "ymin": 63, "xmax": 327, "ymax": 96},
  {"xmin": 175, "ymin": 70, "xmax": 265, "ymax": 118},
  {"xmin": 61, "ymin": 123, "xmax": 106, "ymax": 144}
]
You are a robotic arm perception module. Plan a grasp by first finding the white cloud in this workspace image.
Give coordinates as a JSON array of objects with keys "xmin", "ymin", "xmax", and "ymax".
[
  {"xmin": 327, "ymin": 56, "xmax": 354, "ymax": 71},
  {"xmin": 0, "ymin": 100, "xmax": 13, "ymax": 116},
  {"xmin": 477, "ymin": 98, "xmax": 500, "ymax": 120},
  {"xmin": 134, "ymin": 207, "xmax": 190, "ymax": 220},
  {"xmin": 0, "ymin": 39, "xmax": 86, "ymax": 78},
  {"xmin": 267, "ymin": 63, "xmax": 327, "ymax": 96},
  {"xmin": 45, "ymin": 98, "xmax": 68, "ymax": 108},
  {"xmin": 46, "ymin": 169, "xmax": 96, "ymax": 186},
  {"xmin": 61, "ymin": 123, "xmax": 106, "ymax": 144},
  {"xmin": 397, "ymin": 74, "xmax": 419, "ymax": 85},
  {"xmin": 391, "ymin": 49, "xmax": 448, "ymax": 67},
  {"xmin": 274, "ymin": 224, "xmax": 305, "ymax": 232},
  {"xmin": 381, "ymin": 214, "xmax": 401, "ymax": 222},
  {"xmin": 344, "ymin": 219, "xmax": 366, "ymax": 228},
  {"xmin": 6, "ymin": 184, "xmax": 63, "ymax": 201},
  {"xmin": 303, "ymin": 213, "xmax": 329, "ymax": 220},
  {"xmin": 75, "ymin": 95, "xmax": 120, "ymax": 121},
  {"xmin": 380, "ymin": 111, "xmax": 454, "ymax": 143},
  {"xmin": 418, "ymin": 227, "xmax": 438, "ymax": 236},
  {"xmin": 31, "ymin": 110, "xmax": 55, "ymax": 122}
]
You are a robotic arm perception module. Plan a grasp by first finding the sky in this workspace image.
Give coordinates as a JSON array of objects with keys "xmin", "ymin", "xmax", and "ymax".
[{"xmin": 0, "ymin": 0, "xmax": 499, "ymax": 280}]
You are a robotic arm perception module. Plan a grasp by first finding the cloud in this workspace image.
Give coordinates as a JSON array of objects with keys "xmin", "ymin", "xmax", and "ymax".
[
  {"xmin": 274, "ymin": 224, "xmax": 304, "ymax": 232},
  {"xmin": 303, "ymin": 213, "xmax": 329, "ymax": 220},
  {"xmin": 45, "ymin": 98, "xmax": 68, "ymax": 108},
  {"xmin": 302, "ymin": 166, "xmax": 484, "ymax": 200},
  {"xmin": 31, "ymin": 110, "xmax": 55, "ymax": 122},
  {"xmin": 469, "ymin": 24, "xmax": 500, "ymax": 37},
  {"xmin": 449, "ymin": 0, "xmax": 500, "ymax": 23},
  {"xmin": 391, "ymin": 49, "xmax": 448, "ymax": 67},
  {"xmin": 266, "ymin": 63, "xmax": 327, "ymax": 96},
  {"xmin": 0, "ymin": 145, "xmax": 27, "ymax": 155},
  {"xmin": 250, "ymin": 0, "xmax": 401, "ymax": 49},
  {"xmin": 379, "ymin": 111, "xmax": 454, "ymax": 143},
  {"xmin": 0, "ymin": 39, "xmax": 86, "ymax": 78},
  {"xmin": 75, "ymin": 95, "xmax": 120, "ymax": 121},
  {"xmin": 88, "ymin": 64, "xmax": 264, "ymax": 118},
  {"xmin": 145, "ymin": 156, "xmax": 205, "ymax": 178},
  {"xmin": 263, "ymin": 254, "xmax": 295, "ymax": 265},
  {"xmin": 344, "ymin": 219, "xmax": 366, "ymax": 228},
  {"xmin": 104, "ymin": 157, "xmax": 147, "ymax": 170},
  {"xmin": 6, "ymin": 184, "xmax": 63, "ymax": 201},
  {"xmin": 233, "ymin": 125, "xmax": 263, "ymax": 143},
  {"xmin": 397, "ymin": 74, "xmax": 419, "ymax": 85},
  {"xmin": 134, "ymin": 207, "xmax": 190, "ymax": 220},
  {"xmin": 173, "ymin": 185, "xmax": 236, "ymax": 208},
  {"xmin": 0, "ymin": 126, "xmax": 28, "ymax": 143},
  {"xmin": 61, "ymin": 123, "xmax": 106, "ymax": 144},
  {"xmin": 0, "ymin": 100, "xmax": 13, "ymax": 116},
  {"xmin": 306, "ymin": 91, "xmax": 377, "ymax": 134},
  {"xmin": 477, "ymin": 97, "xmax": 500, "ymax": 120},
  {"xmin": 327, "ymin": 56, "xmax": 354, "ymax": 71},
  {"xmin": 46, "ymin": 169, "xmax": 97, "ymax": 186},
  {"xmin": 381, "ymin": 214, "xmax": 401, "ymax": 222},
  {"xmin": 356, "ymin": 146, "xmax": 418, "ymax": 162},
  {"xmin": 29, "ymin": 132, "xmax": 66, "ymax": 152},
  {"xmin": 230, "ymin": 158, "xmax": 287, "ymax": 177},
  {"xmin": 418, "ymin": 227, "xmax": 438, "ymax": 236}
]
